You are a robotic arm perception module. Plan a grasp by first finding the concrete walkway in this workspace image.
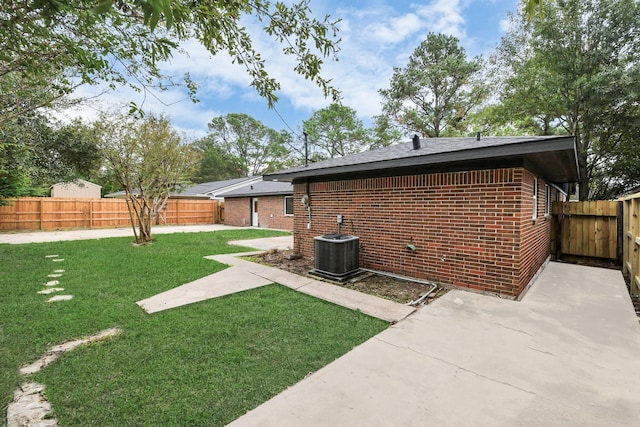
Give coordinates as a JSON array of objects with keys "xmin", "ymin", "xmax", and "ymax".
[
  {"xmin": 228, "ymin": 262, "xmax": 640, "ymax": 427},
  {"xmin": 137, "ymin": 245, "xmax": 416, "ymax": 323},
  {"xmin": 0, "ymin": 224, "xmax": 244, "ymax": 244}
]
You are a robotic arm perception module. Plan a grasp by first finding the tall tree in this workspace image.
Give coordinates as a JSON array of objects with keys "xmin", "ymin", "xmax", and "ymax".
[
  {"xmin": 205, "ymin": 114, "xmax": 291, "ymax": 176},
  {"xmin": 303, "ymin": 103, "xmax": 369, "ymax": 159},
  {"xmin": 191, "ymin": 138, "xmax": 245, "ymax": 182},
  {"xmin": 95, "ymin": 114, "xmax": 198, "ymax": 244},
  {"xmin": 1, "ymin": 0, "xmax": 341, "ymax": 125},
  {"xmin": 493, "ymin": 0, "xmax": 640, "ymax": 199},
  {"xmin": 368, "ymin": 115, "xmax": 403, "ymax": 150},
  {"xmin": 379, "ymin": 33, "xmax": 486, "ymax": 138},
  {"xmin": 0, "ymin": 114, "xmax": 102, "ymax": 201}
]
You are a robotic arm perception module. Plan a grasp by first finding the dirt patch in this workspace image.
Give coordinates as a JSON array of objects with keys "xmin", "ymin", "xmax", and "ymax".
[{"xmin": 246, "ymin": 249, "xmax": 447, "ymax": 305}]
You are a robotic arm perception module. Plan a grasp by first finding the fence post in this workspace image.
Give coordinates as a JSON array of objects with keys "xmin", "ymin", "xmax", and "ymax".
[
  {"xmin": 39, "ymin": 198, "xmax": 43, "ymax": 230},
  {"xmin": 554, "ymin": 201, "xmax": 564, "ymax": 261},
  {"xmin": 617, "ymin": 201, "xmax": 623, "ymax": 266}
]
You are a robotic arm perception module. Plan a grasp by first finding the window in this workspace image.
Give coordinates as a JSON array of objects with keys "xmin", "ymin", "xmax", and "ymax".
[
  {"xmin": 545, "ymin": 184, "xmax": 551, "ymax": 216},
  {"xmin": 284, "ymin": 196, "xmax": 294, "ymax": 216},
  {"xmin": 532, "ymin": 178, "xmax": 538, "ymax": 220}
]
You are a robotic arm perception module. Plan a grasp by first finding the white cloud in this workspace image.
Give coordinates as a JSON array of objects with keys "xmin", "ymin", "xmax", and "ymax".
[
  {"xmin": 416, "ymin": 0, "xmax": 466, "ymax": 39},
  {"xmin": 58, "ymin": 0, "xmax": 508, "ymax": 136},
  {"xmin": 366, "ymin": 13, "xmax": 423, "ymax": 44}
]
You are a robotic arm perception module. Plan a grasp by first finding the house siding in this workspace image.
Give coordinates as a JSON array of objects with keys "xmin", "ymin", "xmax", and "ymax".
[
  {"xmin": 293, "ymin": 167, "xmax": 556, "ymax": 298},
  {"xmin": 224, "ymin": 196, "xmax": 293, "ymax": 230},
  {"xmin": 51, "ymin": 181, "xmax": 101, "ymax": 198}
]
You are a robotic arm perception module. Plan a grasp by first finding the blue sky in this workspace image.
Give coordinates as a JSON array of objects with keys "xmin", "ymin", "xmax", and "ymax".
[{"xmin": 64, "ymin": 0, "xmax": 520, "ymax": 143}]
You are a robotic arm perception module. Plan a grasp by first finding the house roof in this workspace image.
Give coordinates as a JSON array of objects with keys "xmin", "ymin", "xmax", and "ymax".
[
  {"xmin": 222, "ymin": 180, "xmax": 293, "ymax": 198},
  {"xmin": 265, "ymin": 135, "xmax": 579, "ymax": 184},
  {"xmin": 104, "ymin": 177, "xmax": 265, "ymax": 199},
  {"xmin": 103, "ymin": 190, "xmax": 211, "ymax": 199},
  {"xmin": 181, "ymin": 177, "xmax": 257, "ymax": 197}
]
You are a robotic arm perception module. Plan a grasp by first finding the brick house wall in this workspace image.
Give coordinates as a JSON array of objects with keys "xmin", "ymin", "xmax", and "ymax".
[
  {"xmin": 224, "ymin": 195, "xmax": 293, "ymax": 230},
  {"xmin": 293, "ymin": 167, "xmax": 562, "ymax": 299},
  {"xmin": 224, "ymin": 197, "xmax": 251, "ymax": 227}
]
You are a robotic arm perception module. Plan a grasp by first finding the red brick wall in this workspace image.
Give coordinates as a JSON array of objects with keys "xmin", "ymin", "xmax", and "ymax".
[
  {"xmin": 293, "ymin": 167, "xmax": 554, "ymax": 298},
  {"xmin": 224, "ymin": 196, "xmax": 293, "ymax": 230},
  {"xmin": 516, "ymin": 171, "xmax": 560, "ymax": 296},
  {"xmin": 224, "ymin": 197, "xmax": 251, "ymax": 227},
  {"xmin": 259, "ymin": 196, "xmax": 294, "ymax": 230}
]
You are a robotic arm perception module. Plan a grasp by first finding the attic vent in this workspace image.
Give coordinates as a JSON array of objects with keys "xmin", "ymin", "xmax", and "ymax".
[{"xmin": 412, "ymin": 134, "xmax": 421, "ymax": 150}]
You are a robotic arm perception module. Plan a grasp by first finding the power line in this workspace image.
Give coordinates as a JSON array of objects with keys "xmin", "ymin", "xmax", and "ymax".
[{"xmin": 272, "ymin": 104, "xmax": 300, "ymax": 137}]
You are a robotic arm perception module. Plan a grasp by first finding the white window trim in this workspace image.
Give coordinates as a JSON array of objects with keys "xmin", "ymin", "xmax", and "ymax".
[
  {"xmin": 284, "ymin": 195, "xmax": 294, "ymax": 216},
  {"xmin": 532, "ymin": 178, "xmax": 538, "ymax": 220},
  {"xmin": 545, "ymin": 184, "xmax": 551, "ymax": 216}
]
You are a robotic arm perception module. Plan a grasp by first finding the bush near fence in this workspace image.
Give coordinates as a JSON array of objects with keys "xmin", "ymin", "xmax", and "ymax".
[{"xmin": 0, "ymin": 197, "xmax": 222, "ymax": 231}]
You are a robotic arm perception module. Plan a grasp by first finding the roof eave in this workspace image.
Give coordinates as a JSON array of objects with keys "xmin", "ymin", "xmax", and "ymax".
[{"xmin": 266, "ymin": 137, "xmax": 578, "ymax": 183}]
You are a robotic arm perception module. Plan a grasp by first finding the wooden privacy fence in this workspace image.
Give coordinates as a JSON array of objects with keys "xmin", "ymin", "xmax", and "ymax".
[
  {"xmin": 0, "ymin": 197, "xmax": 221, "ymax": 231},
  {"xmin": 551, "ymin": 200, "xmax": 621, "ymax": 262},
  {"xmin": 622, "ymin": 193, "xmax": 640, "ymax": 295},
  {"xmin": 551, "ymin": 197, "xmax": 640, "ymax": 296}
]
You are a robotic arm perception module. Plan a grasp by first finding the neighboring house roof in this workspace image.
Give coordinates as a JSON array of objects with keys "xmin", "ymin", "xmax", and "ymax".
[
  {"xmin": 222, "ymin": 180, "xmax": 293, "ymax": 198},
  {"xmin": 181, "ymin": 177, "xmax": 258, "ymax": 197},
  {"xmin": 103, "ymin": 190, "xmax": 211, "ymax": 199},
  {"xmin": 617, "ymin": 185, "xmax": 640, "ymax": 200},
  {"xmin": 265, "ymin": 135, "xmax": 579, "ymax": 184},
  {"xmin": 104, "ymin": 177, "xmax": 262, "ymax": 199}
]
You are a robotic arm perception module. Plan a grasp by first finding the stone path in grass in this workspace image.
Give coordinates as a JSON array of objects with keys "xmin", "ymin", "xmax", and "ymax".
[
  {"xmin": 7, "ymin": 328, "xmax": 121, "ymax": 427},
  {"xmin": 5, "ymin": 254, "xmax": 90, "ymax": 426},
  {"xmin": 41, "ymin": 255, "xmax": 73, "ymax": 302}
]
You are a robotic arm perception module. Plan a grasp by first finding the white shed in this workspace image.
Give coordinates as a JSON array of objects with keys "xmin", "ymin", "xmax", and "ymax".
[{"xmin": 51, "ymin": 179, "xmax": 102, "ymax": 198}]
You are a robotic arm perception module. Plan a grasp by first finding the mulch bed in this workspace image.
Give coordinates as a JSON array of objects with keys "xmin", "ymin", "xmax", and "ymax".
[{"xmin": 245, "ymin": 249, "xmax": 447, "ymax": 305}]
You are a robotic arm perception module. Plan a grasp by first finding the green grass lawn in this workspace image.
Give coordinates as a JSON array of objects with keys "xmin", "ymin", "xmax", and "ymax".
[{"xmin": 0, "ymin": 229, "xmax": 388, "ymax": 426}]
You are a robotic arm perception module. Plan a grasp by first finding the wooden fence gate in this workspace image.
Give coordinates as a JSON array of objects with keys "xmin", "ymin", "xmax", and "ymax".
[
  {"xmin": 622, "ymin": 194, "xmax": 640, "ymax": 295},
  {"xmin": 551, "ymin": 201, "xmax": 621, "ymax": 263},
  {"xmin": 551, "ymin": 196, "xmax": 640, "ymax": 296}
]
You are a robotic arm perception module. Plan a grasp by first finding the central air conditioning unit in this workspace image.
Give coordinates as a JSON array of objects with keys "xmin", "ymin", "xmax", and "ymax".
[{"xmin": 313, "ymin": 234, "xmax": 360, "ymax": 280}]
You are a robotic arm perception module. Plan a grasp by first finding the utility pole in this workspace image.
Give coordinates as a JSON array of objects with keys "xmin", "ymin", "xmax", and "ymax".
[{"xmin": 303, "ymin": 131, "xmax": 309, "ymax": 167}]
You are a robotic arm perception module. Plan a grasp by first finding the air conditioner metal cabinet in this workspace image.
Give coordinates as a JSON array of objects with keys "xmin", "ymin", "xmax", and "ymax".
[{"xmin": 314, "ymin": 234, "xmax": 359, "ymax": 278}]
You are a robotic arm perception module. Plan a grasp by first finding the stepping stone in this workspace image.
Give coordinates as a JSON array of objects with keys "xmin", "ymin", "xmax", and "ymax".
[
  {"xmin": 44, "ymin": 255, "xmax": 59, "ymax": 258},
  {"xmin": 52, "ymin": 259, "xmax": 64, "ymax": 262},
  {"xmin": 38, "ymin": 288, "xmax": 65, "ymax": 294},
  {"xmin": 45, "ymin": 280, "xmax": 59, "ymax": 286},
  {"xmin": 54, "ymin": 269, "xmax": 65, "ymax": 273},
  {"xmin": 48, "ymin": 274, "xmax": 62, "ymax": 278},
  {"xmin": 6, "ymin": 383, "xmax": 56, "ymax": 427},
  {"xmin": 47, "ymin": 295, "xmax": 73, "ymax": 302}
]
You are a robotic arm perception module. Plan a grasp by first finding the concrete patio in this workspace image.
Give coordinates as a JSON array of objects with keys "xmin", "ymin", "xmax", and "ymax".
[{"xmin": 229, "ymin": 262, "xmax": 640, "ymax": 426}]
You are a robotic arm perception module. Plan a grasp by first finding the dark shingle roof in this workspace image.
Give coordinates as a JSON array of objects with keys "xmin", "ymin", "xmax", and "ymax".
[
  {"xmin": 181, "ymin": 177, "xmax": 253, "ymax": 196},
  {"xmin": 264, "ymin": 135, "xmax": 579, "ymax": 183},
  {"xmin": 223, "ymin": 180, "xmax": 293, "ymax": 198}
]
